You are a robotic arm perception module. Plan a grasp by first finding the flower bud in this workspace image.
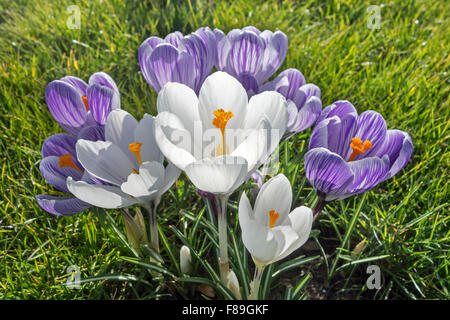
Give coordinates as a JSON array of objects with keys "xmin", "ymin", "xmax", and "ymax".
[
  {"xmin": 226, "ymin": 270, "xmax": 241, "ymax": 299},
  {"xmin": 180, "ymin": 245, "xmax": 192, "ymax": 274}
]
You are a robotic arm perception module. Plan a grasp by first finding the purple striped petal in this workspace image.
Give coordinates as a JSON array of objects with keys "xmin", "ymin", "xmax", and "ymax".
[
  {"xmin": 346, "ymin": 155, "xmax": 390, "ymax": 196},
  {"xmin": 39, "ymin": 156, "xmax": 84, "ymax": 193},
  {"xmin": 60, "ymin": 76, "xmax": 87, "ymax": 96},
  {"xmin": 286, "ymin": 101, "xmax": 299, "ymax": 131},
  {"xmin": 45, "ymin": 80, "xmax": 88, "ymax": 135},
  {"xmin": 88, "ymin": 72, "xmax": 120, "ymax": 109},
  {"xmin": 86, "ymin": 84, "xmax": 115, "ymax": 125},
  {"xmin": 260, "ymin": 68, "xmax": 306, "ymax": 101},
  {"xmin": 290, "ymin": 96, "xmax": 322, "ymax": 132},
  {"xmin": 304, "ymin": 148, "xmax": 353, "ymax": 200},
  {"xmin": 164, "ymin": 31, "xmax": 184, "ymax": 48},
  {"xmin": 213, "ymin": 28, "xmax": 230, "ymax": 70},
  {"xmin": 293, "ymin": 83, "xmax": 321, "ymax": 109},
  {"xmin": 182, "ymin": 33, "xmax": 211, "ymax": 92},
  {"xmin": 377, "ymin": 130, "xmax": 413, "ymax": 180},
  {"xmin": 77, "ymin": 125, "xmax": 105, "ymax": 142},
  {"xmin": 242, "ymin": 26, "xmax": 261, "ymax": 35},
  {"xmin": 350, "ymin": 111, "xmax": 387, "ymax": 160},
  {"xmin": 226, "ymin": 31, "xmax": 265, "ymax": 85},
  {"xmin": 316, "ymin": 100, "xmax": 358, "ymax": 124},
  {"xmin": 144, "ymin": 43, "xmax": 196, "ymax": 92},
  {"xmin": 41, "ymin": 133, "xmax": 77, "ymax": 158},
  {"xmin": 309, "ymin": 112, "xmax": 357, "ymax": 157},
  {"xmin": 36, "ymin": 194, "xmax": 91, "ymax": 216},
  {"xmin": 256, "ymin": 30, "xmax": 288, "ymax": 84}
]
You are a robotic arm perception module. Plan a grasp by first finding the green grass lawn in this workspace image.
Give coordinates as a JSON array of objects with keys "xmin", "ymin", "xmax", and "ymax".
[{"xmin": 0, "ymin": 0, "xmax": 448, "ymax": 299}]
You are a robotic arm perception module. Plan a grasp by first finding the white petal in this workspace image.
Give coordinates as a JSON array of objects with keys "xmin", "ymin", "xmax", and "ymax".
[
  {"xmin": 276, "ymin": 206, "xmax": 313, "ymax": 261},
  {"xmin": 157, "ymin": 162, "xmax": 181, "ymax": 198},
  {"xmin": 231, "ymin": 116, "xmax": 270, "ymax": 174},
  {"xmin": 120, "ymin": 161, "xmax": 165, "ymax": 202},
  {"xmin": 155, "ymin": 111, "xmax": 197, "ymax": 170},
  {"xmin": 238, "ymin": 192, "xmax": 254, "ymax": 227},
  {"xmin": 270, "ymin": 225, "xmax": 300, "ymax": 263},
  {"xmin": 244, "ymin": 90, "xmax": 288, "ymax": 137},
  {"xmin": 67, "ymin": 177, "xmax": 137, "ymax": 208},
  {"xmin": 105, "ymin": 109, "xmax": 139, "ymax": 166},
  {"xmin": 134, "ymin": 113, "xmax": 163, "ymax": 163},
  {"xmin": 254, "ymin": 174, "xmax": 292, "ymax": 227},
  {"xmin": 76, "ymin": 139, "xmax": 134, "ymax": 186},
  {"xmin": 198, "ymin": 71, "xmax": 248, "ymax": 131},
  {"xmin": 157, "ymin": 82, "xmax": 201, "ymax": 136},
  {"xmin": 184, "ymin": 156, "xmax": 248, "ymax": 195},
  {"xmin": 241, "ymin": 222, "xmax": 278, "ymax": 264}
]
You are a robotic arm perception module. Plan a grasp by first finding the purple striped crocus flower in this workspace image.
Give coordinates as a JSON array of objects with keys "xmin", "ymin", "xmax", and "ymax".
[
  {"xmin": 36, "ymin": 72, "xmax": 119, "ymax": 215},
  {"xmin": 304, "ymin": 101, "xmax": 413, "ymax": 203},
  {"xmin": 214, "ymin": 26, "xmax": 288, "ymax": 96},
  {"xmin": 259, "ymin": 68, "xmax": 322, "ymax": 133},
  {"xmin": 139, "ymin": 27, "xmax": 217, "ymax": 94}
]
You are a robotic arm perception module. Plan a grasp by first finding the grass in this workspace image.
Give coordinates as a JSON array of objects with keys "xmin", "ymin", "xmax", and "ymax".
[{"xmin": 0, "ymin": 0, "xmax": 448, "ymax": 299}]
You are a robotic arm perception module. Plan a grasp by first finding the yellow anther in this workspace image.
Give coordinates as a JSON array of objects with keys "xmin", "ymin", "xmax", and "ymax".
[
  {"xmin": 58, "ymin": 154, "xmax": 83, "ymax": 172},
  {"xmin": 129, "ymin": 142, "xmax": 143, "ymax": 165},
  {"xmin": 348, "ymin": 137, "xmax": 372, "ymax": 161},
  {"xmin": 269, "ymin": 210, "xmax": 280, "ymax": 229},
  {"xmin": 82, "ymin": 95, "xmax": 89, "ymax": 112},
  {"xmin": 215, "ymin": 143, "xmax": 230, "ymax": 156},
  {"xmin": 212, "ymin": 108, "xmax": 234, "ymax": 156}
]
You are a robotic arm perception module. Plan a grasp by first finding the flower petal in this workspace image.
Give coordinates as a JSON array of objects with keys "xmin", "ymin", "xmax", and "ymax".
[
  {"xmin": 304, "ymin": 148, "xmax": 354, "ymax": 201},
  {"xmin": 240, "ymin": 222, "xmax": 278, "ymax": 264},
  {"xmin": 184, "ymin": 156, "xmax": 248, "ymax": 195},
  {"xmin": 67, "ymin": 177, "xmax": 137, "ymax": 208},
  {"xmin": 60, "ymin": 76, "xmax": 87, "ymax": 96},
  {"xmin": 39, "ymin": 156, "xmax": 84, "ymax": 193},
  {"xmin": 86, "ymin": 84, "xmax": 115, "ymax": 125},
  {"xmin": 254, "ymin": 174, "xmax": 292, "ymax": 227},
  {"xmin": 36, "ymin": 194, "xmax": 91, "ymax": 216},
  {"xmin": 157, "ymin": 82, "xmax": 201, "ymax": 136},
  {"xmin": 256, "ymin": 30, "xmax": 288, "ymax": 84},
  {"xmin": 76, "ymin": 139, "xmax": 135, "ymax": 186},
  {"xmin": 377, "ymin": 130, "xmax": 413, "ymax": 179},
  {"xmin": 45, "ymin": 80, "xmax": 87, "ymax": 135},
  {"xmin": 41, "ymin": 133, "xmax": 77, "ymax": 158},
  {"xmin": 350, "ymin": 110, "xmax": 387, "ymax": 160},
  {"xmin": 157, "ymin": 162, "xmax": 181, "ymax": 198},
  {"xmin": 345, "ymin": 156, "xmax": 390, "ymax": 196},
  {"xmin": 198, "ymin": 71, "xmax": 248, "ymax": 131},
  {"xmin": 134, "ymin": 114, "xmax": 163, "ymax": 163},
  {"xmin": 77, "ymin": 125, "xmax": 105, "ymax": 142},
  {"xmin": 276, "ymin": 206, "xmax": 313, "ymax": 261},
  {"xmin": 88, "ymin": 72, "xmax": 120, "ymax": 109},
  {"xmin": 155, "ymin": 111, "xmax": 197, "ymax": 170},
  {"xmin": 290, "ymin": 96, "xmax": 322, "ymax": 132},
  {"xmin": 145, "ymin": 43, "xmax": 196, "ymax": 92},
  {"xmin": 238, "ymin": 191, "xmax": 255, "ymax": 226},
  {"xmin": 120, "ymin": 161, "xmax": 165, "ymax": 202}
]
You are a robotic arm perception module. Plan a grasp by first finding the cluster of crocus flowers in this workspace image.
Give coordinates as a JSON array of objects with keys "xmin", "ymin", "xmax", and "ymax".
[
  {"xmin": 36, "ymin": 72, "xmax": 120, "ymax": 216},
  {"xmin": 304, "ymin": 100, "xmax": 413, "ymax": 207},
  {"xmin": 35, "ymin": 25, "xmax": 414, "ymax": 300}
]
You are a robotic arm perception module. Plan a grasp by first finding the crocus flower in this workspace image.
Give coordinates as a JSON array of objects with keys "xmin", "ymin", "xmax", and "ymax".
[
  {"xmin": 67, "ymin": 109, "xmax": 180, "ymax": 209},
  {"xmin": 139, "ymin": 27, "xmax": 217, "ymax": 94},
  {"xmin": 214, "ymin": 26, "xmax": 288, "ymax": 96},
  {"xmin": 154, "ymin": 71, "xmax": 288, "ymax": 196},
  {"xmin": 239, "ymin": 174, "xmax": 313, "ymax": 267},
  {"xmin": 259, "ymin": 68, "xmax": 322, "ymax": 133},
  {"xmin": 304, "ymin": 101, "xmax": 413, "ymax": 202},
  {"xmin": 45, "ymin": 72, "xmax": 120, "ymax": 136},
  {"xmin": 36, "ymin": 72, "xmax": 120, "ymax": 215}
]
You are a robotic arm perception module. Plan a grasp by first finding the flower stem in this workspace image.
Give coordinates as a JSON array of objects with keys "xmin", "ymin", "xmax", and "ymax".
[
  {"xmin": 313, "ymin": 192, "xmax": 326, "ymax": 218},
  {"xmin": 216, "ymin": 195, "xmax": 230, "ymax": 283},
  {"xmin": 144, "ymin": 201, "xmax": 159, "ymax": 253},
  {"xmin": 249, "ymin": 264, "xmax": 266, "ymax": 300}
]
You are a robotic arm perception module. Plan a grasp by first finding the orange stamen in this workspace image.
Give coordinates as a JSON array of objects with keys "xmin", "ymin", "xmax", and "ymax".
[
  {"xmin": 82, "ymin": 95, "xmax": 89, "ymax": 111},
  {"xmin": 129, "ymin": 142, "xmax": 143, "ymax": 174},
  {"xmin": 58, "ymin": 154, "xmax": 83, "ymax": 172},
  {"xmin": 269, "ymin": 210, "xmax": 280, "ymax": 229},
  {"xmin": 348, "ymin": 137, "xmax": 372, "ymax": 161},
  {"xmin": 212, "ymin": 108, "xmax": 234, "ymax": 156}
]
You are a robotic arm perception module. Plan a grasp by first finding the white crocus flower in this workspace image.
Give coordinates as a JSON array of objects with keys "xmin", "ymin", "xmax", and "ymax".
[
  {"xmin": 155, "ymin": 71, "xmax": 288, "ymax": 196},
  {"xmin": 238, "ymin": 173, "xmax": 313, "ymax": 299},
  {"xmin": 67, "ymin": 109, "xmax": 180, "ymax": 251},
  {"xmin": 154, "ymin": 71, "xmax": 287, "ymax": 283}
]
